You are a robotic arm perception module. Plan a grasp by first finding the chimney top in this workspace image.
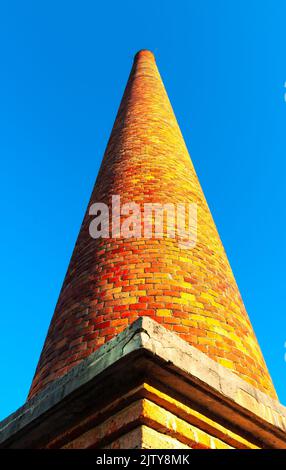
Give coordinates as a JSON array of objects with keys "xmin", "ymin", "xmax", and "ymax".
[{"xmin": 134, "ymin": 49, "xmax": 155, "ymax": 62}]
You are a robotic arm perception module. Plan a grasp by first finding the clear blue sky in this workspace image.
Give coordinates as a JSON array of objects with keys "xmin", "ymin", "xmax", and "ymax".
[{"xmin": 0, "ymin": 0, "xmax": 285, "ymax": 420}]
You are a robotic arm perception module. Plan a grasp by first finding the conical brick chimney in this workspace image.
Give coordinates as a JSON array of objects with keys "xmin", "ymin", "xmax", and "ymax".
[
  {"xmin": 28, "ymin": 49, "xmax": 276, "ymax": 401},
  {"xmin": 2, "ymin": 50, "xmax": 286, "ymax": 451}
]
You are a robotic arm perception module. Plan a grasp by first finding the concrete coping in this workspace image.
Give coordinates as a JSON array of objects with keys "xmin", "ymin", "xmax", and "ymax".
[{"xmin": 1, "ymin": 317, "xmax": 286, "ymax": 447}]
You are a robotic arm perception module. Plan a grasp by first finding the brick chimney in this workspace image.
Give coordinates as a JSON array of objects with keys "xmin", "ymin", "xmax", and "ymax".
[{"xmin": 1, "ymin": 51, "xmax": 285, "ymax": 450}]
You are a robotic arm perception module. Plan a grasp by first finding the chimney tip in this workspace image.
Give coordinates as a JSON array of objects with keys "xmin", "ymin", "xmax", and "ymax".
[{"xmin": 134, "ymin": 49, "xmax": 155, "ymax": 62}]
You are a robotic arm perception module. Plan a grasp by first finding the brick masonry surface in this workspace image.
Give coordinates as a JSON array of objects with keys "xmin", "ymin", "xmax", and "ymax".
[{"xmin": 29, "ymin": 50, "xmax": 277, "ymax": 399}]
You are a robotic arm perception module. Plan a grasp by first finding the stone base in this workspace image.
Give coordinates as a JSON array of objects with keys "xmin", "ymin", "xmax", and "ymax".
[{"xmin": 1, "ymin": 317, "xmax": 286, "ymax": 449}]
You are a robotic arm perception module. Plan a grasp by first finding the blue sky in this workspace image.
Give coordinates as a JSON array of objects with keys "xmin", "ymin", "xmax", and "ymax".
[{"xmin": 0, "ymin": 0, "xmax": 285, "ymax": 419}]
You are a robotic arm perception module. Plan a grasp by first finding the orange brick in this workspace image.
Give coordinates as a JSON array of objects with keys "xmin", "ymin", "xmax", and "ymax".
[{"xmin": 28, "ymin": 49, "xmax": 277, "ymax": 401}]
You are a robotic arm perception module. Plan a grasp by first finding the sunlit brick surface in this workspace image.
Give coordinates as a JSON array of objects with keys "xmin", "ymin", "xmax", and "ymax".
[{"xmin": 29, "ymin": 50, "xmax": 276, "ymax": 399}]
